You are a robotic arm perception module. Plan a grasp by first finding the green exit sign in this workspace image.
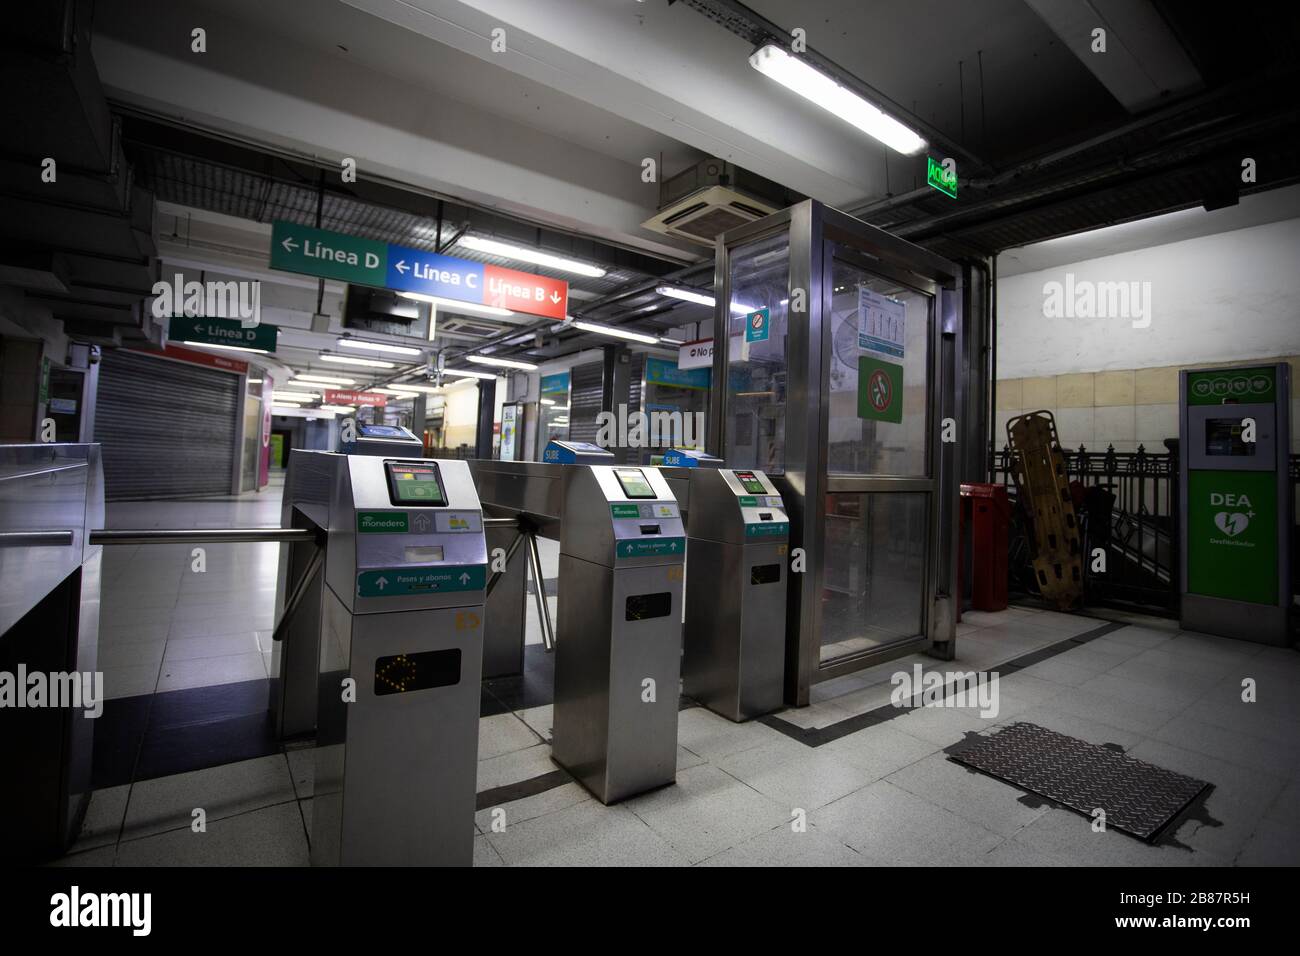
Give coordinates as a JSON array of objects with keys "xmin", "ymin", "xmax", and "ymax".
[{"xmin": 927, "ymin": 156, "xmax": 957, "ymax": 199}]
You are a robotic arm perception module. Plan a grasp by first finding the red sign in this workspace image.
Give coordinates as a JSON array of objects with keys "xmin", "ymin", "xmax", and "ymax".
[
  {"xmin": 133, "ymin": 343, "xmax": 249, "ymax": 374},
  {"xmin": 483, "ymin": 264, "xmax": 568, "ymax": 320},
  {"xmin": 324, "ymin": 390, "xmax": 387, "ymax": 407}
]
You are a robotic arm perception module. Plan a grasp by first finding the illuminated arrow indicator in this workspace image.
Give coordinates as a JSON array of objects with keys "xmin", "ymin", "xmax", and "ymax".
[
  {"xmin": 459, "ymin": 572, "xmax": 471, "ymax": 585},
  {"xmin": 375, "ymin": 576, "xmax": 388, "ymax": 591}
]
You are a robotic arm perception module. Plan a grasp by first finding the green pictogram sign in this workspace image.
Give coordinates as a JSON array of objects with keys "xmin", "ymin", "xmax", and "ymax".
[
  {"xmin": 1186, "ymin": 470, "xmax": 1277, "ymax": 605},
  {"xmin": 357, "ymin": 565, "xmax": 487, "ymax": 597},
  {"xmin": 858, "ymin": 355, "xmax": 903, "ymax": 424},
  {"xmin": 745, "ymin": 522, "xmax": 790, "ymax": 538},
  {"xmin": 927, "ymin": 156, "xmax": 957, "ymax": 199},
  {"xmin": 1187, "ymin": 366, "xmax": 1276, "ymax": 405},
  {"xmin": 616, "ymin": 537, "xmax": 684, "ymax": 559}
]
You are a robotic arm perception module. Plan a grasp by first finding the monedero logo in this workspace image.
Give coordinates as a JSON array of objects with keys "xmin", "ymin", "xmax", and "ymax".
[{"xmin": 50, "ymin": 886, "xmax": 151, "ymax": 936}]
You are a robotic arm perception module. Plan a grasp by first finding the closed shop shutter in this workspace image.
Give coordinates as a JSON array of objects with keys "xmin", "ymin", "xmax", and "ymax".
[
  {"xmin": 95, "ymin": 349, "xmax": 239, "ymax": 500},
  {"xmin": 567, "ymin": 360, "xmax": 605, "ymax": 445}
]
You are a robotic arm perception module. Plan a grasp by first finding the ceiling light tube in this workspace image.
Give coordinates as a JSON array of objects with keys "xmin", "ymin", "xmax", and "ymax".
[
  {"xmin": 657, "ymin": 285, "xmax": 714, "ymax": 307},
  {"xmin": 749, "ymin": 44, "xmax": 926, "ymax": 155},
  {"xmin": 373, "ymin": 387, "xmax": 423, "ymax": 396},
  {"xmin": 457, "ymin": 236, "xmax": 606, "ymax": 278},
  {"xmin": 272, "ymin": 391, "xmax": 320, "ymax": 401},
  {"xmin": 180, "ymin": 341, "xmax": 269, "ymax": 354},
  {"xmin": 398, "ymin": 292, "xmax": 514, "ymax": 317},
  {"xmin": 440, "ymin": 368, "xmax": 498, "ymax": 380},
  {"xmin": 466, "ymin": 355, "xmax": 539, "ymax": 371},
  {"xmin": 272, "ymin": 402, "xmax": 302, "ymax": 409},
  {"xmin": 570, "ymin": 320, "xmax": 660, "ymax": 345},
  {"xmin": 318, "ymin": 353, "xmax": 395, "ymax": 369},
  {"xmin": 293, "ymin": 374, "xmax": 356, "ymax": 385},
  {"xmin": 336, "ymin": 338, "xmax": 423, "ymax": 357}
]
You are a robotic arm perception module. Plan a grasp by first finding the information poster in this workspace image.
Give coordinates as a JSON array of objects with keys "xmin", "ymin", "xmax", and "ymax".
[{"xmin": 857, "ymin": 288, "xmax": 906, "ymax": 359}]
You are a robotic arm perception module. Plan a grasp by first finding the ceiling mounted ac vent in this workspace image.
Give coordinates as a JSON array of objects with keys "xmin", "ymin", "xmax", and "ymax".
[{"xmin": 641, "ymin": 159, "xmax": 798, "ymax": 247}]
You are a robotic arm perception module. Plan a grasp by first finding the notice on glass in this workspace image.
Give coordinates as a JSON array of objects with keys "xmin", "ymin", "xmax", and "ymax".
[{"xmin": 857, "ymin": 288, "xmax": 905, "ymax": 360}]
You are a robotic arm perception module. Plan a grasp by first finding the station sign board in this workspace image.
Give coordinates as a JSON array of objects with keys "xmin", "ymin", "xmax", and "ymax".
[{"xmin": 270, "ymin": 221, "xmax": 568, "ymax": 320}]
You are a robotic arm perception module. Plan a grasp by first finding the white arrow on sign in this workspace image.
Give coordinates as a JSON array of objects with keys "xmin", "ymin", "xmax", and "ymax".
[
  {"xmin": 281, "ymin": 237, "xmax": 298, "ymax": 253},
  {"xmin": 394, "ymin": 260, "xmax": 409, "ymax": 274},
  {"xmin": 375, "ymin": 576, "xmax": 388, "ymax": 590},
  {"xmin": 459, "ymin": 572, "xmax": 471, "ymax": 585},
  {"xmin": 549, "ymin": 291, "xmax": 562, "ymax": 303}
]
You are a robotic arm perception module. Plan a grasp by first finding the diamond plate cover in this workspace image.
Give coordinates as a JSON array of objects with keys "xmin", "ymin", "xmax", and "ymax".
[{"xmin": 949, "ymin": 721, "xmax": 1210, "ymax": 842}]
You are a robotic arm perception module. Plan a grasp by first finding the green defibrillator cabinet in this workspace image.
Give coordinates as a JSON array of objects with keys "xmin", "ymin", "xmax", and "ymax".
[{"xmin": 1179, "ymin": 363, "xmax": 1291, "ymax": 644}]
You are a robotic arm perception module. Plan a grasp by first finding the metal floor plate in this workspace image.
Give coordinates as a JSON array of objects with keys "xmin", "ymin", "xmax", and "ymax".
[{"xmin": 950, "ymin": 722, "xmax": 1211, "ymax": 842}]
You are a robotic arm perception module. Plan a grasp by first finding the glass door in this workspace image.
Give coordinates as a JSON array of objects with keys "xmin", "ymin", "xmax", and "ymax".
[{"xmin": 818, "ymin": 246, "xmax": 937, "ymax": 667}]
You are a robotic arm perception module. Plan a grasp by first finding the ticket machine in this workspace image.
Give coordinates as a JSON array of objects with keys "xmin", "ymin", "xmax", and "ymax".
[
  {"xmin": 1180, "ymin": 363, "xmax": 1292, "ymax": 645},
  {"xmin": 304, "ymin": 454, "xmax": 487, "ymax": 865},
  {"xmin": 680, "ymin": 466, "xmax": 789, "ymax": 720},
  {"xmin": 552, "ymin": 464, "xmax": 685, "ymax": 804}
]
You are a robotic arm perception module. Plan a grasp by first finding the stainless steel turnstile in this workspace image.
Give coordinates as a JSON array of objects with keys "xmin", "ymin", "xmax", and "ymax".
[
  {"xmin": 306, "ymin": 453, "xmax": 488, "ymax": 866},
  {"xmin": 682, "ymin": 467, "xmax": 789, "ymax": 721},
  {"xmin": 551, "ymin": 465, "xmax": 685, "ymax": 804},
  {"xmin": 0, "ymin": 443, "xmax": 104, "ymax": 861}
]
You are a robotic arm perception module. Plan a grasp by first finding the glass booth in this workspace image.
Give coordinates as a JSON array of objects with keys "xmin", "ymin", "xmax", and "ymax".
[{"xmin": 710, "ymin": 200, "xmax": 963, "ymax": 705}]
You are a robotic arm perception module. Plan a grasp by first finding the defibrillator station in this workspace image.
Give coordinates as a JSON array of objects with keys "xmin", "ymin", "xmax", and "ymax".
[
  {"xmin": 1179, "ymin": 363, "xmax": 1292, "ymax": 645},
  {"xmin": 278, "ymin": 450, "xmax": 488, "ymax": 866}
]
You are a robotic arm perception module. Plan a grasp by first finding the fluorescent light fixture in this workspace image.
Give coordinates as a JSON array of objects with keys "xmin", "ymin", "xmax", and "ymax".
[
  {"xmin": 457, "ymin": 235, "xmax": 606, "ymax": 278},
  {"xmin": 398, "ymin": 292, "xmax": 513, "ymax": 318},
  {"xmin": 657, "ymin": 285, "xmax": 714, "ymax": 307},
  {"xmin": 247, "ymin": 378, "xmax": 263, "ymax": 384},
  {"xmin": 467, "ymin": 355, "xmax": 539, "ymax": 371},
  {"xmin": 180, "ymin": 341, "xmax": 269, "ymax": 354},
  {"xmin": 441, "ymin": 368, "xmax": 497, "ymax": 380},
  {"xmin": 571, "ymin": 320, "xmax": 660, "ymax": 345},
  {"xmin": 336, "ymin": 338, "xmax": 423, "ymax": 357},
  {"xmin": 540, "ymin": 398, "xmax": 555, "ymax": 405},
  {"xmin": 294, "ymin": 373, "xmax": 356, "ymax": 385},
  {"xmin": 655, "ymin": 285, "xmax": 757, "ymax": 315},
  {"xmin": 382, "ymin": 383, "xmax": 441, "ymax": 393},
  {"xmin": 319, "ymin": 405, "xmax": 356, "ymax": 414},
  {"xmin": 272, "ymin": 402, "xmax": 302, "ymax": 409},
  {"xmin": 373, "ymin": 387, "xmax": 422, "ymax": 396},
  {"xmin": 547, "ymin": 405, "xmax": 570, "ymax": 412},
  {"xmin": 749, "ymin": 44, "xmax": 926, "ymax": 155},
  {"xmin": 318, "ymin": 353, "xmax": 395, "ymax": 369},
  {"xmin": 272, "ymin": 391, "xmax": 320, "ymax": 400}
]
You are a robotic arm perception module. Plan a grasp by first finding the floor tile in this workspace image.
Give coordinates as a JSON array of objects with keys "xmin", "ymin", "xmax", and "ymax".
[
  {"xmin": 484, "ymin": 799, "xmax": 689, "ymax": 866},
  {"xmin": 121, "ymin": 753, "xmax": 295, "ymax": 841},
  {"xmin": 116, "ymin": 802, "xmax": 308, "ymax": 866}
]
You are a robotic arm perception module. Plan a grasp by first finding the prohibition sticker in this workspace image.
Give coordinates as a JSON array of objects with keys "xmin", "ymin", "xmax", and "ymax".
[{"xmin": 858, "ymin": 355, "xmax": 903, "ymax": 423}]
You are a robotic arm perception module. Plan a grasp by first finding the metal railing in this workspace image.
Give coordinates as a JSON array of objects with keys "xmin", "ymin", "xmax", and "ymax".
[{"xmin": 990, "ymin": 443, "xmax": 1300, "ymax": 617}]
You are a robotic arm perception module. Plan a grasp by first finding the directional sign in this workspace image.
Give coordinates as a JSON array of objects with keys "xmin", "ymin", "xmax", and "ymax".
[
  {"xmin": 356, "ymin": 565, "xmax": 487, "ymax": 597},
  {"xmin": 617, "ymin": 537, "xmax": 685, "ymax": 559},
  {"xmin": 325, "ymin": 389, "xmax": 387, "ymax": 407},
  {"xmin": 270, "ymin": 221, "xmax": 568, "ymax": 319},
  {"xmin": 169, "ymin": 316, "xmax": 278, "ymax": 353}
]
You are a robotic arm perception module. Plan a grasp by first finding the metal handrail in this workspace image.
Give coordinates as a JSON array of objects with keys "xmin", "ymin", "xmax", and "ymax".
[{"xmin": 90, "ymin": 528, "xmax": 320, "ymax": 546}]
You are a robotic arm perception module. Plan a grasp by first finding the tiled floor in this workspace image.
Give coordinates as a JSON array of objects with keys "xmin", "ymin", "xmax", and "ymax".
[
  {"xmin": 60, "ymin": 483, "xmax": 1299, "ymax": 866},
  {"xmin": 55, "ymin": 593, "xmax": 1300, "ymax": 866}
]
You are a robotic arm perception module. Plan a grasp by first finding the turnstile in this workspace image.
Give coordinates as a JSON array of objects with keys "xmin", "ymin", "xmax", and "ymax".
[
  {"xmin": 0, "ymin": 443, "xmax": 103, "ymax": 861},
  {"xmin": 682, "ymin": 467, "xmax": 789, "ymax": 721},
  {"xmin": 552, "ymin": 464, "xmax": 685, "ymax": 804},
  {"xmin": 304, "ymin": 453, "xmax": 488, "ymax": 866}
]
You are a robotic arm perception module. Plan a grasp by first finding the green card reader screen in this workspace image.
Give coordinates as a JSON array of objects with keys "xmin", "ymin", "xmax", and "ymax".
[
  {"xmin": 385, "ymin": 461, "xmax": 446, "ymax": 505},
  {"xmin": 735, "ymin": 471, "xmax": 766, "ymax": 494},
  {"xmin": 614, "ymin": 468, "xmax": 656, "ymax": 499}
]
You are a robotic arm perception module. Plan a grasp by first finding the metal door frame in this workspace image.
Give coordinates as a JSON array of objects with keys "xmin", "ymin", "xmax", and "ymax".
[{"xmin": 711, "ymin": 200, "xmax": 963, "ymax": 705}]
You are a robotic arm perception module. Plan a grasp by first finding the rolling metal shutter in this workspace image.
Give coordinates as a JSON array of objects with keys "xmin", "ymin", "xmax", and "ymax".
[
  {"xmin": 566, "ymin": 360, "xmax": 605, "ymax": 445},
  {"xmin": 95, "ymin": 349, "xmax": 239, "ymax": 500}
]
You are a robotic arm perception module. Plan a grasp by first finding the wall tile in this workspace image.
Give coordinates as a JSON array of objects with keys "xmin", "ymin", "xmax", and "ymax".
[
  {"xmin": 1056, "ymin": 372, "xmax": 1094, "ymax": 408},
  {"xmin": 1094, "ymin": 370, "xmax": 1135, "ymax": 406},
  {"xmin": 1135, "ymin": 366, "xmax": 1178, "ymax": 404},
  {"xmin": 995, "ymin": 378, "xmax": 1022, "ymax": 411},
  {"xmin": 1053, "ymin": 407, "xmax": 1094, "ymax": 450},
  {"xmin": 1022, "ymin": 376, "xmax": 1056, "ymax": 409},
  {"xmin": 1094, "ymin": 405, "xmax": 1136, "ymax": 447},
  {"xmin": 1134, "ymin": 403, "xmax": 1178, "ymax": 443}
]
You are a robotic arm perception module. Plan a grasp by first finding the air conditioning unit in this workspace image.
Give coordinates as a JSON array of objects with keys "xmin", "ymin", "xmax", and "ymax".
[{"xmin": 641, "ymin": 159, "xmax": 797, "ymax": 247}]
